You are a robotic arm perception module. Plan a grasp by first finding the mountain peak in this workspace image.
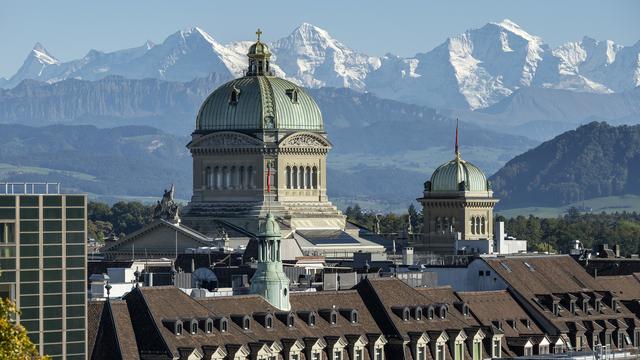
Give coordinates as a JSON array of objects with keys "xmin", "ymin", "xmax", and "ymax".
[
  {"xmin": 30, "ymin": 42, "xmax": 59, "ymax": 65},
  {"xmin": 486, "ymin": 19, "xmax": 540, "ymax": 43}
]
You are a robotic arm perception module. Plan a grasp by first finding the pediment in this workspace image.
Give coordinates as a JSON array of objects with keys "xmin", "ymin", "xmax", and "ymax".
[
  {"xmin": 278, "ymin": 132, "xmax": 331, "ymax": 149},
  {"xmin": 189, "ymin": 131, "xmax": 264, "ymax": 149}
]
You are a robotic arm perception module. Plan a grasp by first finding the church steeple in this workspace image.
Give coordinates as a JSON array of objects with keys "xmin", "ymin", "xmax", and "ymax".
[
  {"xmin": 249, "ymin": 213, "xmax": 291, "ymax": 310},
  {"xmin": 246, "ymin": 28, "xmax": 272, "ymax": 76}
]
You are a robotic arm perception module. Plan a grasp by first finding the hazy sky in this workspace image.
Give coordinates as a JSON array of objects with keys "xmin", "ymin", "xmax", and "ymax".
[{"xmin": 1, "ymin": 0, "xmax": 638, "ymax": 78}]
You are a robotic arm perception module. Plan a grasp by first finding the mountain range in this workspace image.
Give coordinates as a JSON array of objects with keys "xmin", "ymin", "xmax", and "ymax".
[{"xmin": 2, "ymin": 21, "xmax": 639, "ymax": 111}]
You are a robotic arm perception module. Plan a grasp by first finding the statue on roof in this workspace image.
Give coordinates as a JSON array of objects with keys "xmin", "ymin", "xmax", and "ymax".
[{"xmin": 153, "ymin": 184, "xmax": 180, "ymax": 223}]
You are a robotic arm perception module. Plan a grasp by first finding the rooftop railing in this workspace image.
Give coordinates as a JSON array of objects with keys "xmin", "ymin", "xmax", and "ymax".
[{"xmin": 0, "ymin": 183, "xmax": 61, "ymax": 195}]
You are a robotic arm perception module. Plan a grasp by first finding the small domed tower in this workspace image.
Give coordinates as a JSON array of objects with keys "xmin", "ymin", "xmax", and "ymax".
[
  {"xmin": 250, "ymin": 212, "xmax": 290, "ymax": 310},
  {"xmin": 416, "ymin": 123, "xmax": 498, "ymax": 254}
]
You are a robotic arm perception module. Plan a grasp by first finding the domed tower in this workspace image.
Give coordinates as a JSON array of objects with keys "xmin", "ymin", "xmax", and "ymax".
[
  {"xmin": 183, "ymin": 29, "xmax": 345, "ymax": 234},
  {"xmin": 416, "ymin": 123, "xmax": 498, "ymax": 254}
]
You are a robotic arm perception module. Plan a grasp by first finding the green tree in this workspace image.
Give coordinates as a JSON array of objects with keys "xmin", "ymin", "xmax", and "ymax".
[{"xmin": 0, "ymin": 298, "xmax": 49, "ymax": 360}]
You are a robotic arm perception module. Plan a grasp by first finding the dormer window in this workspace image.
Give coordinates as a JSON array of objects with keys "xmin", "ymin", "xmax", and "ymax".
[
  {"xmin": 462, "ymin": 304, "xmax": 470, "ymax": 317},
  {"xmin": 243, "ymin": 317, "xmax": 250, "ymax": 330},
  {"xmin": 595, "ymin": 299, "xmax": 601, "ymax": 312},
  {"xmin": 403, "ymin": 308, "xmax": 410, "ymax": 321},
  {"xmin": 286, "ymin": 89, "xmax": 299, "ymax": 103},
  {"xmin": 206, "ymin": 319, "xmax": 213, "ymax": 333},
  {"xmin": 230, "ymin": 87, "xmax": 240, "ymax": 104},
  {"xmin": 427, "ymin": 306, "xmax": 435, "ymax": 320},
  {"xmin": 266, "ymin": 316, "xmax": 273, "ymax": 329},
  {"xmin": 439, "ymin": 305, "xmax": 447, "ymax": 319},
  {"xmin": 176, "ymin": 321, "xmax": 183, "ymax": 336},
  {"xmin": 310, "ymin": 313, "xmax": 316, "ymax": 326},
  {"xmin": 221, "ymin": 319, "xmax": 228, "ymax": 332},
  {"xmin": 570, "ymin": 301, "xmax": 576, "ymax": 315},
  {"xmin": 330, "ymin": 313, "xmax": 337, "ymax": 325},
  {"xmin": 287, "ymin": 314, "xmax": 295, "ymax": 327},
  {"xmin": 553, "ymin": 303, "xmax": 560, "ymax": 316},
  {"xmin": 415, "ymin": 307, "xmax": 423, "ymax": 321},
  {"xmin": 582, "ymin": 299, "xmax": 589, "ymax": 313},
  {"xmin": 351, "ymin": 311, "xmax": 358, "ymax": 324},
  {"xmin": 190, "ymin": 320, "xmax": 198, "ymax": 334}
]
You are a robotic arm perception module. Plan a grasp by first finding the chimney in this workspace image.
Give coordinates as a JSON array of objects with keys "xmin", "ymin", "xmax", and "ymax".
[
  {"xmin": 402, "ymin": 247, "xmax": 414, "ymax": 266},
  {"xmin": 494, "ymin": 221, "xmax": 505, "ymax": 253}
]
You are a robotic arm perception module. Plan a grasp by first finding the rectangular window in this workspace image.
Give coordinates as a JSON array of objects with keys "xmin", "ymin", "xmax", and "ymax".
[
  {"xmin": 333, "ymin": 350, "xmax": 342, "ymax": 360},
  {"xmin": 0, "ymin": 207, "xmax": 15, "ymax": 219},
  {"xmin": 1, "ymin": 223, "xmax": 15, "ymax": 244},
  {"xmin": 20, "ymin": 282, "xmax": 39, "ymax": 295},
  {"xmin": 43, "ymin": 232, "xmax": 62, "ymax": 244},
  {"xmin": 66, "ymin": 305, "xmax": 85, "ymax": 318},
  {"xmin": 20, "ymin": 270, "xmax": 39, "ymax": 282},
  {"xmin": 524, "ymin": 347, "xmax": 533, "ymax": 356},
  {"xmin": 20, "ymin": 295, "xmax": 39, "ymax": 307},
  {"xmin": 20, "ymin": 232, "xmax": 39, "ymax": 245},
  {"xmin": 354, "ymin": 349, "xmax": 363, "ymax": 360},
  {"xmin": 66, "ymin": 317, "xmax": 85, "ymax": 330},
  {"xmin": 43, "ymin": 269, "xmax": 62, "ymax": 281},
  {"xmin": 43, "ymin": 318, "xmax": 62, "ymax": 331},
  {"xmin": 43, "ymin": 294, "xmax": 62, "ymax": 306},
  {"xmin": 539, "ymin": 345, "xmax": 548, "ymax": 355},
  {"xmin": 19, "ymin": 196, "xmax": 39, "ymax": 207},
  {"xmin": 66, "ymin": 269, "xmax": 84, "ymax": 281},
  {"xmin": 43, "ymin": 196, "xmax": 62, "ymax": 207},
  {"xmin": 43, "ymin": 208, "xmax": 62, "ymax": 219},
  {"xmin": 65, "ymin": 208, "xmax": 84, "ymax": 219},
  {"xmin": 44, "ymin": 220, "xmax": 62, "ymax": 232},
  {"xmin": 436, "ymin": 344, "xmax": 445, "ymax": 360},
  {"xmin": 375, "ymin": 347, "xmax": 384, "ymax": 360},
  {"xmin": 20, "ymin": 307, "xmax": 39, "ymax": 319},
  {"xmin": 67, "ymin": 330, "xmax": 85, "ymax": 342},
  {"xmin": 66, "ymin": 220, "xmax": 84, "ymax": 232},
  {"xmin": 291, "ymin": 354, "xmax": 299, "ymax": 360},
  {"xmin": 312, "ymin": 352, "xmax": 320, "ymax": 360},
  {"xmin": 493, "ymin": 339, "xmax": 501, "ymax": 358},
  {"xmin": 474, "ymin": 341, "xmax": 481, "ymax": 360},
  {"xmin": 66, "ymin": 256, "xmax": 84, "ymax": 268},
  {"xmin": 43, "ymin": 307, "xmax": 63, "ymax": 318},
  {"xmin": 20, "ymin": 245, "xmax": 39, "ymax": 257},
  {"xmin": 20, "ymin": 220, "xmax": 39, "ymax": 232},
  {"xmin": 43, "ymin": 245, "xmax": 61, "ymax": 257},
  {"xmin": 65, "ymin": 196, "xmax": 85, "ymax": 207},
  {"xmin": 66, "ymin": 281, "xmax": 85, "ymax": 293},
  {"xmin": 19, "ymin": 208, "xmax": 39, "ymax": 219},
  {"xmin": 417, "ymin": 345, "xmax": 425, "ymax": 360},
  {"xmin": 43, "ymin": 331, "xmax": 63, "ymax": 343},
  {"xmin": 455, "ymin": 342, "xmax": 464, "ymax": 360},
  {"xmin": 20, "ymin": 257, "xmax": 39, "ymax": 269},
  {"xmin": 66, "ymin": 342, "xmax": 86, "ymax": 355},
  {"xmin": 43, "ymin": 282, "xmax": 62, "ymax": 294},
  {"xmin": 66, "ymin": 245, "xmax": 84, "ymax": 256},
  {"xmin": 43, "ymin": 257, "xmax": 62, "ymax": 268},
  {"xmin": 66, "ymin": 293, "xmax": 85, "ymax": 305},
  {"xmin": 0, "ymin": 284, "xmax": 15, "ymax": 301},
  {"xmin": 66, "ymin": 232, "xmax": 85, "ymax": 244},
  {"xmin": 43, "ymin": 343, "xmax": 62, "ymax": 356},
  {"xmin": 0, "ymin": 196, "xmax": 16, "ymax": 207}
]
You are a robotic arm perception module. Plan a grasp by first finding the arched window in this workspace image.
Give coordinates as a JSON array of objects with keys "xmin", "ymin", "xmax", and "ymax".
[
  {"xmin": 330, "ymin": 312, "xmax": 337, "ymax": 325},
  {"xmin": 230, "ymin": 88, "xmax": 239, "ymax": 104},
  {"xmin": 266, "ymin": 316, "xmax": 273, "ymax": 329},
  {"xmin": 427, "ymin": 307, "xmax": 435, "ymax": 320},
  {"xmin": 481, "ymin": 217, "xmax": 486, "ymax": 234},
  {"xmin": 221, "ymin": 166, "xmax": 228, "ymax": 189},
  {"xmin": 415, "ymin": 307, "xmax": 422, "ymax": 321},
  {"xmin": 352, "ymin": 311, "xmax": 358, "ymax": 323},
  {"xmin": 176, "ymin": 322, "xmax": 183, "ymax": 336},
  {"xmin": 436, "ymin": 217, "xmax": 442, "ymax": 232},
  {"xmin": 239, "ymin": 166, "xmax": 245, "ymax": 189},
  {"xmin": 191, "ymin": 321, "xmax": 198, "ymax": 334},
  {"xmin": 206, "ymin": 320, "xmax": 213, "ymax": 333},
  {"xmin": 247, "ymin": 166, "xmax": 254, "ymax": 188},
  {"xmin": 286, "ymin": 166, "xmax": 291, "ymax": 189},
  {"xmin": 230, "ymin": 166, "xmax": 237, "ymax": 189},
  {"xmin": 292, "ymin": 167, "xmax": 298, "ymax": 189},
  {"xmin": 205, "ymin": 166, "xmax": 212, "ymax": 189},
  {"xmin": 298, "ymin": 166, "xmax": 304, "ymax": 189},
  {"xmin": 221, "ymin": 319, "xmax": 228, "ymax": 332},
  {"xmin": 305, "ymin": 166, "xmax": 311, "ymax": 189},
  {"xmin": 312, "ymin": 166, "xmax": 318, "ymax": 189},
  {"xmin": 403, "ymin": 308, "xmax": 410, "ymax": 321},
  {"xmin": 475, "ymin": 217, "xmax": 481, "ymax": 235},
  {"xmin": 309, "ymin": 313, "xmax": 316, "ymax": 327},
  {"xmin": 214, "ymin": 166, "xmax": 221, "ymax": 189},
  {"xmin": 243, "ymin": 317, "xmax": 250, "ymax": 330},
  {"xmin": 471, "ymin": 217, "xmax": 476, "ymax": 234},
  {"xmin": 287, "ymin": 314, "xmax": 294, "ymax": 327},
  {"xmin": 439, "ymin": 305, "xmax": 447, "ymax": 319}
]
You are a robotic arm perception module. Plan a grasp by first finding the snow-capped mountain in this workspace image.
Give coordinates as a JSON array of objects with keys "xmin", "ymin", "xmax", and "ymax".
[
  {"xmin": 3, "ymin": 21, "xmax": 639, "ymax": 110},
  {"xmin": 270, "ymin": 23, "xmax": 381, "ymax": 90}
]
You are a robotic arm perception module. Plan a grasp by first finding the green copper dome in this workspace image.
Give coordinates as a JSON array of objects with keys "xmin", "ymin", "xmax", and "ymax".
[
  {"xmin": 429, "ymin": 157, "xmax": 489, "ymax": 192},
  {"xmin": 195, "ymin": 29, "xmax": 323, "ymax": 132},
  {"xmin": 195, "ymin": 76, "xmax": 323, "ymax": 131}
]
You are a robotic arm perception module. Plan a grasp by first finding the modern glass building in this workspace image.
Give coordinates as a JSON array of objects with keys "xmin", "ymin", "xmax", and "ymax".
[{"xmin": 0, "ymin": 183, "xmax": 87, "ymax": 360}]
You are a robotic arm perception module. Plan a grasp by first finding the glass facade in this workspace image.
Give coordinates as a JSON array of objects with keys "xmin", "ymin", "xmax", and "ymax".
[{"xmin": 0, "ymin": 195, "xmax": 87, "ymax": 359}]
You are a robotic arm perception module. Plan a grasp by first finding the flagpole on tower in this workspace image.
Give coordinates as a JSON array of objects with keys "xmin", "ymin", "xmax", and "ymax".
[{"xmin": 455, "ymin": 118, "xmax": 460, "ymax": 160}]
